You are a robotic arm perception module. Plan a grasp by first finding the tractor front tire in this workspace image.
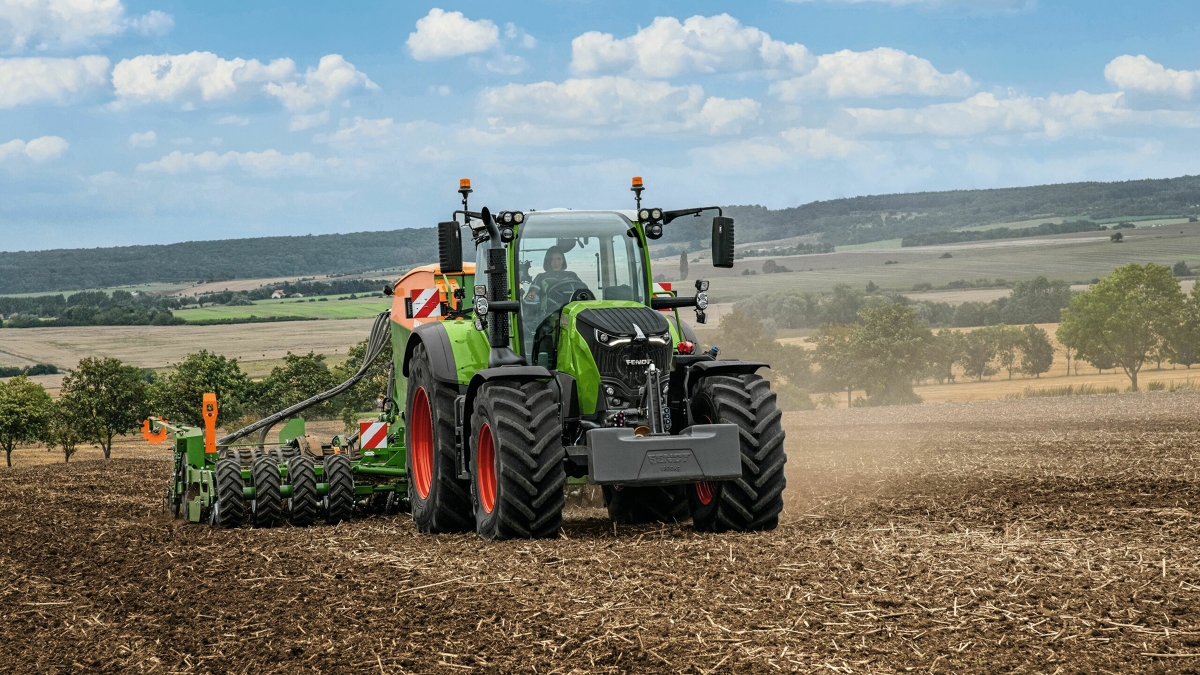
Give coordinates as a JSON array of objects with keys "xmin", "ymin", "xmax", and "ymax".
[
  {"xmin": 406, "ymin": 343, "xmax": 473, "ymax": 533},
  {"xmin": 688, "ymin": 374, "xmax": 786, "ymax": 532},
  {"xmin": 211, "ymin": 458, "xmax": 245, "ymax": 528},
  {"xmin": 251, "ymin": 455, "xmax": 283, "ymax": 528},
  {"xmin": 470, "ymin": 380, "xmax": 566, "ymax": 540},
  {"xmin": 287, "ymin": 455, "xmax": 318, "ymax": 527},
  {"xmin": 603, "ymin": 485, "xmax": 690, "ymax": 524},
  {"xmin": 324, "ymin": 453, "xmax": 354, "ymax": 525}
]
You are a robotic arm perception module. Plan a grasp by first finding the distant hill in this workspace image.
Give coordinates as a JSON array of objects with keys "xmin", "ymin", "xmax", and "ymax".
[{"xmin": 4, "ymin": 174, "xmax": 1200, "ymax": 295}]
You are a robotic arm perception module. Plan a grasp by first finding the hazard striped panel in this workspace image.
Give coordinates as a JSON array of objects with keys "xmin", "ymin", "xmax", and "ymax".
[
  {"xmin": 359, "ymin": 421, "xmax": 389, "ymax": 449},
  {"xmin": 408, "ymin": 288, "xmax": 442, "ymax": 319},
  {"xmin": 653, "ymin": 282, "xmax": 673, "ymax": 293}
]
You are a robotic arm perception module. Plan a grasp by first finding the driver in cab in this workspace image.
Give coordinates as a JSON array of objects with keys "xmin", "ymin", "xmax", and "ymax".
[{"xmin": 523, "ymin": 246, "xmax": 585, "ymax": 307}]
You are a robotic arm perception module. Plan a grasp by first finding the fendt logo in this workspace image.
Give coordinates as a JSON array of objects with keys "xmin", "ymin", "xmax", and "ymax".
[{"xmin": 625, "ymin": 358, "xmax": 652, "ymax": 366}]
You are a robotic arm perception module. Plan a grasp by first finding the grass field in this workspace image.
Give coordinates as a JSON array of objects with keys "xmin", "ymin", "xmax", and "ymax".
[{"xmin": 173, "ymin": 294, "xmax": 391, "ymax": 321}]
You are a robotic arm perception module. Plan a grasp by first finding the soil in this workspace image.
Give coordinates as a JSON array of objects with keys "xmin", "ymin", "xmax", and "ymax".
[{"xmin": 2, "ymin": 392, "xmax": 1199, "ymax": 673}]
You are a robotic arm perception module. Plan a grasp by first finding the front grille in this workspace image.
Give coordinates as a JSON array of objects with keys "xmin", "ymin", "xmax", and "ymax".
[
  {"xmin": 592, "ymin": 340, "xmax": 673, "ymax": 390},
  {"xmin": 577, "ymin": 306, "xmax": 673, "ymax": 391}
]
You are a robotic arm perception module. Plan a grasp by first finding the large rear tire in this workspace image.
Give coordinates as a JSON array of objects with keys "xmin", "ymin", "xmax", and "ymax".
[
  {"xmin": 287, "ymin": 455, "xmax": 318, "ymax": 527},
  {"xmin": 211, "ymin": 458, "xmax": 245, "ymax": 528},
  {"xmin": 406, "ymin": 343, "xmax": 473, "ymax": 533},
  {"xmin": 470, "ymin": 380, "xmax": 566, "ymax": 540},
  {"xmin": 251, "ymin": 455, "xmax": 283, "ymax": 528},
  {"xmin": 688, "ymin": 374, "xmax": 786, "ymax": 532},
  {"xmin": 603, "ymin": 485, "xmax": 690, "ymax": 524},
  {"xmin": 324, "ymin": 453, "xmax": 354, "ymax": 525}
]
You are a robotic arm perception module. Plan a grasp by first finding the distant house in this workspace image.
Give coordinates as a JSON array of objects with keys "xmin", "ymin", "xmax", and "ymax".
[{"xmin": 271, "ymin": 290, "xmax": 285, "ymax": 299}]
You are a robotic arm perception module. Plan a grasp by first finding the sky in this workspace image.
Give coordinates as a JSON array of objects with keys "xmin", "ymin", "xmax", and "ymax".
[{"xmin": 1, "ymin": 0, "xmax": 1198, "ymax": 252}]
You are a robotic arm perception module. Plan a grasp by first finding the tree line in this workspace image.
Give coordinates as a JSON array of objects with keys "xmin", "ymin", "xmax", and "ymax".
[
  {"xmin": 0, "ymin": 344, "xmax": 385, "ymax": 467},
  {"xmin": 900, "ymin": 219, "xmax": 1105, "ymax": 247}
]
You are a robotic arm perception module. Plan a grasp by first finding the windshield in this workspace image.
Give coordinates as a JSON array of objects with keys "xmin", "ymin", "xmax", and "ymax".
[{"xmin": 517, "ymin": 211, "xmax": 647, "ymax": 366}]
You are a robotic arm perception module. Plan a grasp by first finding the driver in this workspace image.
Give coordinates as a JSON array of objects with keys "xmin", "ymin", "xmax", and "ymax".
[{"xmin": 523, "ymin": 246, "xmax": 585, "ymax": 304}]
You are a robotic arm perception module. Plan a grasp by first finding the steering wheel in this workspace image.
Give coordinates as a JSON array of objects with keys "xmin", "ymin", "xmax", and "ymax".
[{"xmin": 544, "ymin": 278, "xmax": 588, "ymax": 308}]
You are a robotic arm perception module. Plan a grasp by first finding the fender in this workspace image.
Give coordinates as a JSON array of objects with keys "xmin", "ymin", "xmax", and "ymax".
[
  {"xmin": 682, "ymin": 359, "xmax": 770, "ymax": 424},
  {"xmin": 401, "ymin": 322, "xmax": 459, "ymax": 385},
  {"xmin": 461, "ymin": 366, "xmax": 555, "ymax": 456}
]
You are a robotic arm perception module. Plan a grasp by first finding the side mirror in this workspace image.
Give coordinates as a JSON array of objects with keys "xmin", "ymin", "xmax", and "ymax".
[
  {"xmin": 711, "ymin": 216, "xmax": 735, "ymax": 268},
  {"xmin": 438, "ymin": 221, "xmax": 463, "ymax": 274}
]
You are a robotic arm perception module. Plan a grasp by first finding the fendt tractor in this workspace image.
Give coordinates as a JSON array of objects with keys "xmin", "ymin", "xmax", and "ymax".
[{"xmin": 145, "ymin": 177, "xmax": 786, "ymax": 539}]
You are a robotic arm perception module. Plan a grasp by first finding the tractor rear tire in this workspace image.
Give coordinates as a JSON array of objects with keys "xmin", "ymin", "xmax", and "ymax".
[
  {"xmin": 470, "ymin": 380, "xmax": 566, "ymax": 540},
  {"xmin": 324, "ymin": 453, "xmax": 354, "ymax": 525},
  {"xmin": 406, "ymin": 343, "xmax": 473, "ymax": 533},
  {"xmin": 287, "ymin": 455, "xmax": 318, "ymax": 527},
  {"xmin": 688, "ymin": 374, "xmax": 786, "ymax": 532},
  {"xmin": 251, "ymin": 455, "xmax": 283, "ymax": 528},
  {"xmin": 211, "ymin": 458, "xmax": 245, "ymax": 528},
  {"xmin": 603, "ymin": 485, "xmax": 690, "ymax": 524}
]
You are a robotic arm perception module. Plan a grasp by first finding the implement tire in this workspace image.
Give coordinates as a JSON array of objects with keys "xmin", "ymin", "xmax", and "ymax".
[
  {"xmin": 406, "ymin": 342, "xmax": 472, "ymax": 533},
  {"xmin": 324, "ymin": 453, "xmax": 354, "ymax": 525},
  {"xmin": 211, "ymin": 458, "xmax": 245, "ymax": 528},
  {"xmin": 287, "ymin": 455, "xmax": 318, "ymax": 527},
  {"xmin": 688, "ymin": 374, "xmax": 786, "ymax": 532},
  {"xmin": 251, "ymin": 455, "xmax": 283, "ymax": 528},
  {"xmin": 603, "ymin": 485, "xmax": 690, "ymax": 524},
  {"xmin": 470, "ymin": 380, "xmax": 566, "ymax": 540}
]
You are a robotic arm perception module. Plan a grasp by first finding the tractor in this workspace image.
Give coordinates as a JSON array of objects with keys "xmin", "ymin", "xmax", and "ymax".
[{"xmin": 149, "ymin": 177, "xmax": 786, "ymax": 539}]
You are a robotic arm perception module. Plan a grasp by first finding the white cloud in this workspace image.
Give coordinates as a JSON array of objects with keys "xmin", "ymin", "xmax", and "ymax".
[
  {"xmin": 691, "ymin": 126, "xmax": 865, "ymax": 172},
  {"xmin": 0, "ymin": 0, "xmax": 173, "ymax": 51},
  {"xmin": 0, "ymin": 135, "xmax": 68, "ymax": 162},
  {"xmin": 112, "ymin": 52, "xmax": 375, "ymax": 114},
  {"xmin": 407, "ymin": 8, "xmax": 499, "ymax": 61},
  {"xmin": 506, "ymin": 23, "xmax": 536, "ymax": 49},
  {"xmin": 841, "ymin": 91, "xmax": 1145, "ymax": 138},
  {"xmin": 136, "ymin": 149, "xmax": 338, "ymax": 177},
  {"xmin": 571, "ymin": 14, "xmax": 812, "ymax": 78},
  {"xmin": 484, "ymin": 53, "xmax": 527, "ymax": 75},
  {"xmin": 478, "ymin": 76, "xmax": 760, "ymax": 141},
  {"xmin": 170, "ymin": 136, "xmax": 192, "ymax": 145},
  {"xmin": 772, "ymin": 47, "xmax": 973, "ymax": 99},
  {"xmin": 315, "ymin": 116, "xmax": 395, "ymax": 143},
  {"xmin": 263, "ymin": 54, "xmax": 377, "ymax": 112},
  {"xmin": 0, "ymin": 55, "xmax": 109, "ymax": 108},
  {"xmin": 780, "ymin": 127, "xmax": 866, "ymax": 158},
  {"xmin": 128, "ymin": 130, "xmax": 156, "ymax": 147},
  {"xmin": 1105, "ymin": 55, "xmax": 1199, "ymax": 99},
  {"xmin": 215, "ymin": 114, "xmax": 249, "ymax": 126},
  {"xmin": 288, "ymin": 110, "xmax": 328, "ymax": 131}
]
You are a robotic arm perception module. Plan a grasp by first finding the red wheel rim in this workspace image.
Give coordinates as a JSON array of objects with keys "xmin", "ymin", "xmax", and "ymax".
[
  {"xmin": 695, "ymin": 481, "xmax": 716, "ymax": 505},
  {"xmin": 411, "ymin": 387, "xmax": 434, "ymax": 500},
  {"xmin": 477, "ymin": 424, "xmax": 497, "ymax": 514}
]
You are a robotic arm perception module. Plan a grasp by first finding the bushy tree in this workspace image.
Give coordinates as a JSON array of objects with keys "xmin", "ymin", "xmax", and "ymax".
[
  {"xmin": 959, "ymin": 329, "xmax": 999, "ymax": 381},
  {"xmin": 1020, "ymin": 324, "xmax": 1054, "ymax": 378},
  {"xmin": 813, "ymin": 323, "xmax": 862, "ymax": 407},
  {"xmin": 1174, "ymin": 261, "xmax": 1191, "ymax": 277},
  {"xmin": 990, "ymin": 325, "xmax": 1026, "ymax": 380},
  {"xmin": 152, "ymin": 350, "xmax": 253, "ymax": 426},
  {"xmin": 851, "ymin": 304, "xmax": 932, "ymax": 405},
  {"xmin": 45, "ymin": 396, "xmax": 88, "ymax": 463},
  {"xmin": 925, "ymin": 330, "xmax": 965, "ymax": 384},
  {"xmin": 1057, "ymin": 263, "xmax": 1184, "ymax": 391},
  {"xmin": 332, "ymin": 339, "xmax": 392, "ymax": 422},
  {"xmin": 255, "ymin": 352, "xmax": 340, "ymax": 418},
  {"xmin": 61, "ymin": 357, "xmax": 151, "ymax": 459},
  {"xmin": 0, "ymin": 375, "xmax": 53, "ymax": 467}
]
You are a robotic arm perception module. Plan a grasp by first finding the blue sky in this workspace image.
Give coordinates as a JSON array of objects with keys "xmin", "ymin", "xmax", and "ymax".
[{"xmin": 1, "ymin": 0, "xmax": 1198, "ymax": 251}]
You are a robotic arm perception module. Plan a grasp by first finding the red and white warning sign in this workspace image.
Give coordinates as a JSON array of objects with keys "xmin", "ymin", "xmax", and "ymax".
[
  {"xmin": 359, "ymin": 421, "xmax": 389, "ymax": 449},
  {"xmin": 409, "ymin": 288, "xmax": 442, "ymax": 319},
  {"xmin": 653, "ymin": 282, "xmax": 673, "ymax": 293}
]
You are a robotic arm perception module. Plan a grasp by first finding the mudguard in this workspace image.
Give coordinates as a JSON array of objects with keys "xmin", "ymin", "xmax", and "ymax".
[{"xmin": 402, "ymin": 322, "xmax": 459, "ymax": 385}]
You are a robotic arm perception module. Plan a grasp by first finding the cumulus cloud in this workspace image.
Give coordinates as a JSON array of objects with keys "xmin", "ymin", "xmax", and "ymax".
[
  {"xmin": 772, "ymin": 48, "xmax": 973, "ymax": 99},
  {"xmin": 0, "ymin": 55, "xmax": 109, "ymax": 108},
  {"xmin": 128, "ymin": 130, "xmax": 156, "ymax": 147},
  {"xmin": 478, "ymin": 76, "xmax": 760, "ymax": 140},
  {"xmin": 571, "ymin": 14, "xmax": 812, "ymax": 78},
  {"xmin": 0, "ymin": 135, "xmax": 68, "ymax": 162},
  {"xmin": 691, "ymin": 126, "xmax": 865, "ymax": 172},
  {"xmin": 841, "ymin": 91, "xmax": 1145, "ymax": 138},
  {"xmin": 0, "ymin": 0, "xmax": 173, "ymax": 51},
  {"xmin": 111, "ymin": 51, "xmax": 375, "ymax": 117},
  {"xmin": 315, "ymin": 116, "xmax": 395, "ymax": 143},
  {"xmin": 1105, "ymin": 55, "xmax": 1199, "ymax": 99},
  {"xmin": 407, "ymin": 8, "xmax": 499, "ymax": 61},
  {"xmin": 136, "ymin": 148, "xmax": 338, "ymax": 177},
  {"xmin": 215, "ymin": 114, "xmax": 249, "ymax": 126}
]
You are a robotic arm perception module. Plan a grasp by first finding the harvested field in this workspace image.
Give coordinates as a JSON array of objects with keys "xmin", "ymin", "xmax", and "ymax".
[{"xmin": 2, "ymin": 392, "xmax": 1200, "ymax": 673}]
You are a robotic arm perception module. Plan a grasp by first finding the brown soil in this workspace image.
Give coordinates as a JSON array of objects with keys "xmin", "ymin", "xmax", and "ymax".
[{"xmin": 2, "ymin": 392, "xmax": 1199, "ymax": 673}]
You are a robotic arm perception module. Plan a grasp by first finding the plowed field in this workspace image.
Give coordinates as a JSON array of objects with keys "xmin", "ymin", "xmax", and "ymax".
[{"xmin": 2, "ymin": 393, "xmax": 1199, "ymax": 674}]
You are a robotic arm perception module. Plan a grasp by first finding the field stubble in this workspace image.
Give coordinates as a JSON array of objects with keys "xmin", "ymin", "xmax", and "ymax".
[{"xmin": 2, "ymin": 392, "xmax": 1199, "ymax": 673}]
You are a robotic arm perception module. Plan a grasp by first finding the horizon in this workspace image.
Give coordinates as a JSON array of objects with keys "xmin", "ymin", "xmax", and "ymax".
[{"xmin": 1, "ymin": 1, "xmax": 1198, "ymax": 250}]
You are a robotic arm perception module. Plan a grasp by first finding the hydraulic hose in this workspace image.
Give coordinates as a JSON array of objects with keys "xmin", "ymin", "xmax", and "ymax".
[{"xmin": 217, "ymin": 309, "xmax": 394, "ymax": 446}]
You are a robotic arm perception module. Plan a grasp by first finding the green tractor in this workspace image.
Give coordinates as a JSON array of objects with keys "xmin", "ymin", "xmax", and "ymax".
[
  {"xmin": 395, "ymin": 176, "xmax": 786, "ymax": 538},
  {"xmin": 153, "ymin": 177, "xmax": 786, "ymax": 539}
]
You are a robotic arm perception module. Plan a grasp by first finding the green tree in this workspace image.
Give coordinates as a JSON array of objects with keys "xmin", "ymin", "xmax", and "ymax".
[
  {"xmin": 61, "ymin": 357, "xmax": 151, "ymax": 459},
  {"xmin": 679, "ymin": 251, "xmax": 688, "ymax": 281},
  {"xmin": 1001, "ymin": 276, "xmax": 1072, "ymax": 324},
  {"xmin": 813, "ymin": 323, "xmax": 862, "ymax": 407},
  {"xmin": 255, "ymin": 352, "xmax": 340, "ymax": 418},
  {"xmin": 992, "ymin": 325, "xmax": 1026, "ymax": 380},
  {"xmin": 925, "ymin": 330, "xmax": 964, "ymax": 384},
  {"xmin": 714, "ymin": 310, "xmax": 813, "ymax": 410},
  {"xmin": 850, "ymin": 303, "xmax": 932, "ymax": 405},
  {"xmin": 1057, "ymin": 263, "xmax": 1184, "ymax": 391},
  {"xmin": 151, "ymin": 350, "xmax": 253, "ymax": 426},
  {"xmin": 332, "ymin": 338, "xmax": 392, "ymax": 421},
  {"xmin": 959, "ymin": 329, "xmax": 999, "ymax": 381},
  {"xmin": 1020, "ymin": 324, "xmax": 1054, "ymax": 378},
  {"xmin": 0, "ymin": 375, "xmax": 53, "ymax": 467},
  {"xmin": 45, "ymin": 396, "xmax": 88, "ymax": 463},
  {"xmin": 1170, "ymin": 283, "xmax": 1200, "ymax": 369},
  {"xmin": 1174, "ymin": 261, "xmax": 1191, "ymax": 277}
]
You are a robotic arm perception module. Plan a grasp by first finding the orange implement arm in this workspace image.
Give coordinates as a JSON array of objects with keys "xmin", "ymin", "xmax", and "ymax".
[{"xmin": 203, "ymin": 393, "xmax": 218, "ymax": 454}]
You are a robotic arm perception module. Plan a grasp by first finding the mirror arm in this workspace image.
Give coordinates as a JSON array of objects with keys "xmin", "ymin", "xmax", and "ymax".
[{"xmin": 662, "ymin": 206, "xmax": 723, "ymax": 226}]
